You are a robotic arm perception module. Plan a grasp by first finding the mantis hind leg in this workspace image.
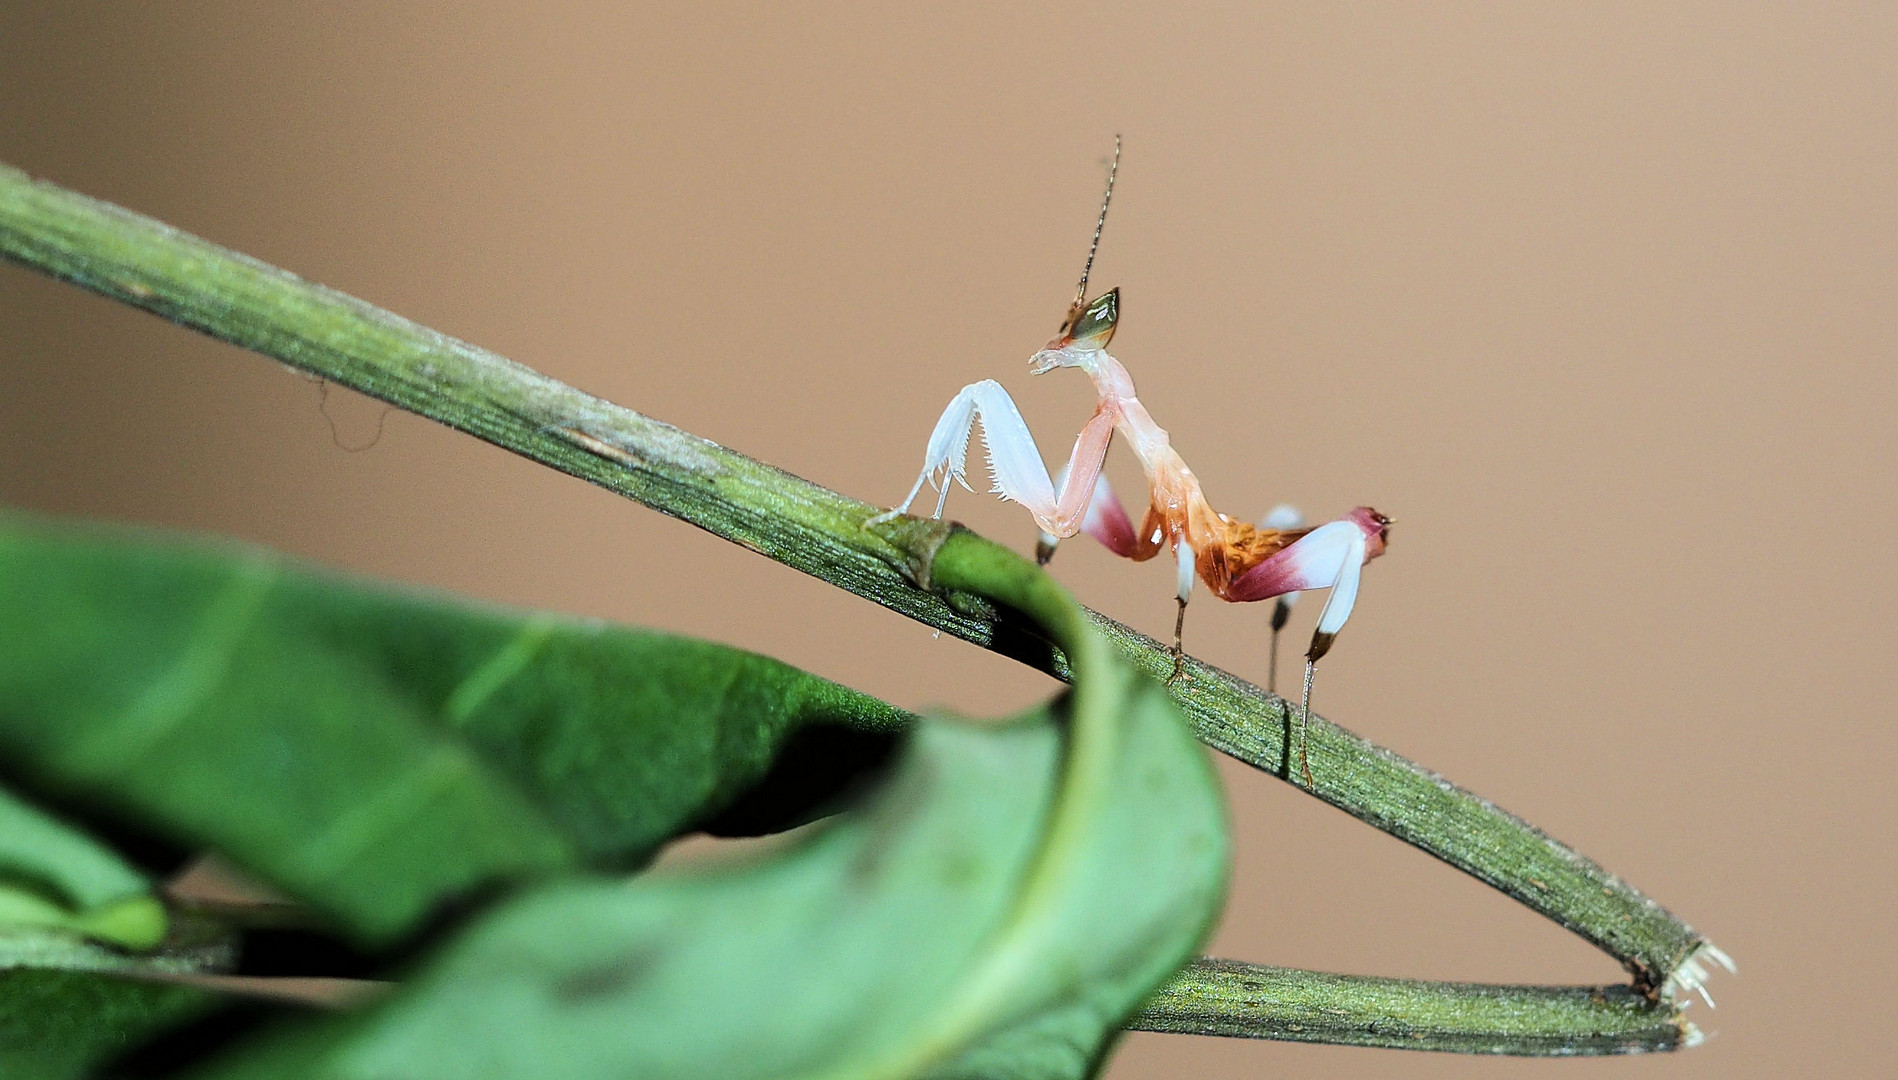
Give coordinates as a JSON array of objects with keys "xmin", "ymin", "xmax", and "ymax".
[
  {"xmin": 1167, "ymin": 535, "xmax": 1195, "ymax": 685},
  {"xmin": 1298, "ymin": 658, "xmax": 1317, "ymax": 788}
]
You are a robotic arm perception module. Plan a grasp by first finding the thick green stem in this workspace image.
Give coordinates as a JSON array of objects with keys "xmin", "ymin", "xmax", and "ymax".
[
  {"xmin": 0, "ymin": 163, "xmax": 1717, "ymax": 1015},
  {"xmin": 1130, "ymin": 959, "xmax": 1696, "ymax": 1055}
]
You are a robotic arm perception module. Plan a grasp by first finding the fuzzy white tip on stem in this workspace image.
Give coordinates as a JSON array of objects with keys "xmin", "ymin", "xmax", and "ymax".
[{"xmin": 1662, "ymin": 942, "xmax": 1736, "ymax": 1010}]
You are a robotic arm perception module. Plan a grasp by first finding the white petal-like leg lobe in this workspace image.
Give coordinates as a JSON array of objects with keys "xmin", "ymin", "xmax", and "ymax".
[
  {"xmin": 1224, "ymin": 520, "xmax": 1362, "ymax": 602},
  {"xmin": 922, "ymin": 386, "xmax": 979, "ymax": 493},
  {"xmin": 873, "ymin": 381, "xmax": 1063, "ymax": 524},
  {"xmin": 869, "ymin": 385, "xmax": 981, "ymax": 524},
  {"xmin": 872, "ymin": 381, "xmax": 1111, "ymax": 537},
  {"xmin": 1312, "ymin": 529, "xmax": 1368, "ymax": 637},
  {"xmin": 965, "ymin": 380, "xmax": 1059, "ymax": 520},
  {"xmin": 1303, "ymin": 530, "xmax": 1367, "ymax": 664}
]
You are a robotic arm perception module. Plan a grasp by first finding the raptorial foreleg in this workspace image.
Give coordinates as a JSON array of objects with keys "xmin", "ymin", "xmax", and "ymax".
[
  {"xmin": 866, "ymin": 383, "xmax": 980, "ymax": 526},
  {"xmin": 1036, "ymin": 465, "xmax": 1143, "ymax": 565},
  {"xmin": 867, "ymin": 381, "xmax": 1114, "ymax": 537},
  {"xmin": 1036, "ymin": 469, "xmax": 1192, "ymax": 683}
]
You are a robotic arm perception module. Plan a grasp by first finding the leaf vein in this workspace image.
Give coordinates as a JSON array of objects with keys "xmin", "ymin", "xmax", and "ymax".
[{"xmin": 62, "ymin": 559, "xmax": 277, "ymax": 777}]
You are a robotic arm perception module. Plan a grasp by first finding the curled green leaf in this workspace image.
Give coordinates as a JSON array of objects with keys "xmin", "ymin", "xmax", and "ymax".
[
  {"xmin": 0, "ymin": 510, "xmax": 906, "ymax": 947},
  {"xmin": 0, "ymin": 784, "xmax": 164, "ymax": 950},
  {"xmin": 191, "ymin": 531, "xmax": 1229, "ymax": 1080}
]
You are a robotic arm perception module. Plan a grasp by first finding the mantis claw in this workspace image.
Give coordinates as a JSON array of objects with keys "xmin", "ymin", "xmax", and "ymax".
[
  {"xmin": 1164, "ymin": 633, "xmax": 1188, "ymax": 686},
  {"xmin": 1035, "ymin": 531, "xmax": 1059, "ymax": 565}
]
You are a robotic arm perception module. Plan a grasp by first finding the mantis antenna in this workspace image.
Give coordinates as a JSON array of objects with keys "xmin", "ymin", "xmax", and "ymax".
[{"xmin": 1072, "ymin": 134, "xmax": 1122, "ymax": 312}]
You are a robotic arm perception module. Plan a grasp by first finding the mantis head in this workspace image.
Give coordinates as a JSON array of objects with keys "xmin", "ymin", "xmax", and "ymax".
[
  {"xmin": 1034, "ymin": 137, "xmax": 1123, "ymax": 376},
  {"xmin": 1030, "ymin": 288, "xmax": 1119, "ymax": 374}
]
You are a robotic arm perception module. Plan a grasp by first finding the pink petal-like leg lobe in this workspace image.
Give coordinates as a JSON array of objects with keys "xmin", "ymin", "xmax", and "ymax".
[
  {"xmin": 1080, "ymin": 471, "xmax": 1140, "ymax": 557},
  {"xmin": 1224, "ymin": 519, "xmax": 1364, "ymax": 602}
]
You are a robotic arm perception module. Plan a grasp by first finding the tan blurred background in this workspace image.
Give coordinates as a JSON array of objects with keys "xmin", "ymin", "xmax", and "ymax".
[{"xmin": 2, "ymin": 4, "xmax": 1892, "ymax": 1076}]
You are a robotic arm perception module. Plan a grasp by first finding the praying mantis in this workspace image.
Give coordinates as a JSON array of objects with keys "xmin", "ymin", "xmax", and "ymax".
[{"xmin": 869, "ymin": 140, "xmax": 1392, "ymax": 787}]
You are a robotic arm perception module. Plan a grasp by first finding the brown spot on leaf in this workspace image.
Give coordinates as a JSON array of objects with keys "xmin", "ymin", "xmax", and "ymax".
[{"xmin": 552, "ymin": 946, "xmax": 661, "ymax": 1003}]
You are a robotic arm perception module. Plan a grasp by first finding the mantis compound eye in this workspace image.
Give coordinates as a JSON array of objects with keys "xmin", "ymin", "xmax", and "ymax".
[{"xmin": 1059, "ymin": 287, "xmax": 1119, "ymax": 350}]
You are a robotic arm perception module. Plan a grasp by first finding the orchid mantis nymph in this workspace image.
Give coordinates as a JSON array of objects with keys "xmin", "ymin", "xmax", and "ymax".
[
  {"xmin": 868, "ymin": 289, "xmax": 1391, "ymax": 782},
  {"xmin": 868, "ymin": 150, "xmax": 1392, "ymax": 787}
]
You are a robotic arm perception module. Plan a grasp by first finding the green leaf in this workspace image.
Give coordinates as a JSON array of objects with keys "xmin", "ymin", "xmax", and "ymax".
[
  {"xmin": 194, "ymin": 705, "xmax": 1222, "ymax": 1080},
  {"xmin": 190, "ymin": 531, "xmax": 1229, "ymax": 1080},
  {"xmin": 0, "ymin": 510, "xmax": 906, "ymax": 946},
  {"xmin": 1, "ymin": 909, "xmax": 236, "ymax": 1080},
  {"xmin": 0, "ymin": 969, "xmax": 209, "ymax": 1080},
  {"xmin": 0, "ymin": 784, "xmax": 164, "ymax": 950}
]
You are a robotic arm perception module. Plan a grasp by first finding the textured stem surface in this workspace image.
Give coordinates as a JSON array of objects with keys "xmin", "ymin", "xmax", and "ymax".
[{"xmin": 1131, "ymin": 959, "xmax": 1696, "ymax": 1055}]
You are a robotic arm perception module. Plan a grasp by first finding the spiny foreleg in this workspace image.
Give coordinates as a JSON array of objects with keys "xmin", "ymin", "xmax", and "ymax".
[
  {"xmin": 1035, "ymin": 467, "xmax": 1195, "ymax": 681},
  {"xmin": 868, "ymin": 381, "xmax": 1114, "ymax": 536},
  {"xmin": 1036, "ymin": 464, "xmax": 1141, "ymax": 565}
]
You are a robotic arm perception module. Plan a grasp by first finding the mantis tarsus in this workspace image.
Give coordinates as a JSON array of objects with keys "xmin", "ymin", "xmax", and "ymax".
[{"xmin": 871, "ymin": 140, "xmax": 1391, "ymax": 788}]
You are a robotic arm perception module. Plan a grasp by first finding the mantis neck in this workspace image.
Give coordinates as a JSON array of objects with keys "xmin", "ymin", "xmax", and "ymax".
[{"xmin": 1080, "ymin": 351, "xmax": 1226, "ymax": 550}]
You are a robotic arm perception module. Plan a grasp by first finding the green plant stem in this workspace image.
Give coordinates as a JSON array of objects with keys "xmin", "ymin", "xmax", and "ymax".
[
  {"xmin": 1130, "ymin": 959, "xmax": 1696, "ymax": 1055},
  {"xmin": 0, "ymin": 163, "xmax": 1719, "ymax": 1044}
]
